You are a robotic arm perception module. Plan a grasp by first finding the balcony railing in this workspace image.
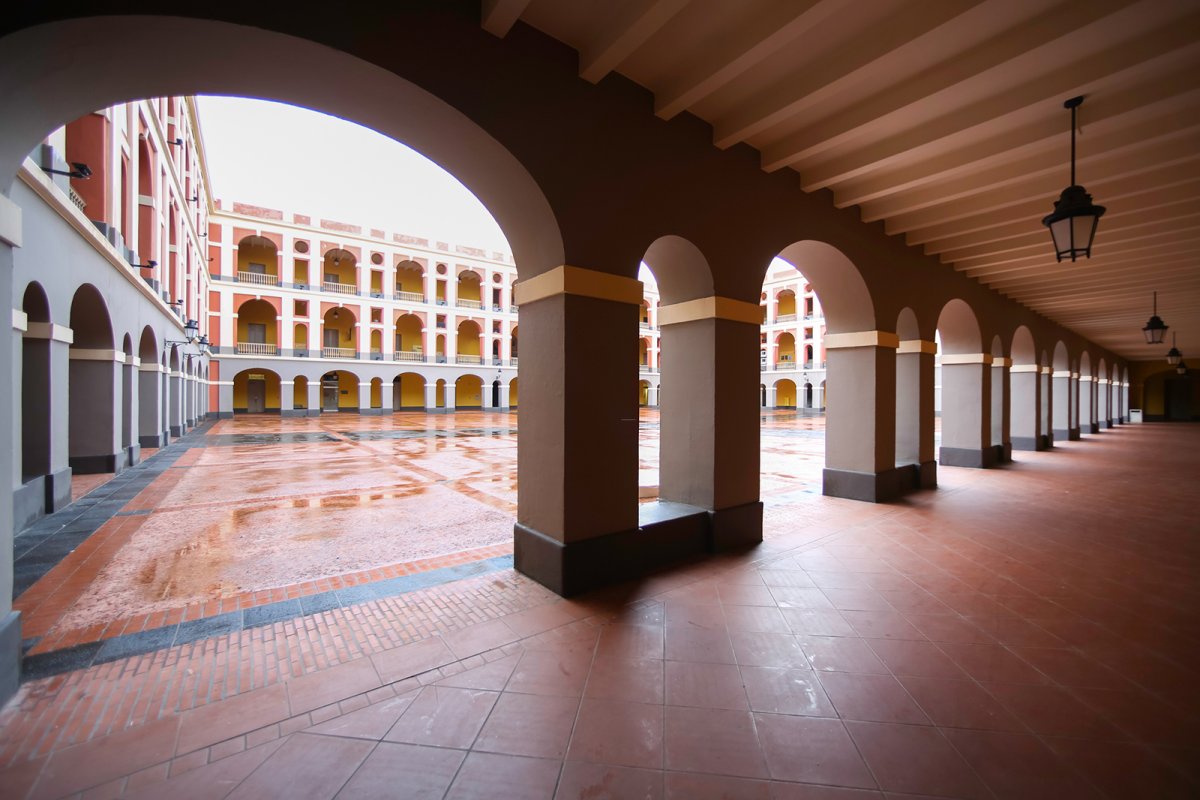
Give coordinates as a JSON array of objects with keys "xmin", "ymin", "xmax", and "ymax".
[
  {"xmin": 775, "ymin": 313, "xmax": 797, "ymax": 323},
  {"xmin": 510, "ymin": 304, "xmax": 519, "ymax": 313},
  {"xmin": 394, "ymin": 290, "xmax": 425, "ymax": 303},
  {"xmin": 509, "ymin": 357, "xmax": 518, "ymax": 367},
  {"xmin": 639, "ymin": 364, "xmax": 657, "ymax": 373},
  {"xmin": 393, "ymin": 351, "xmax": 425, "ymax": 362},
  {"xmin": 455, "ymin": 354, "xmax": 483, "ymax": 365},
  {"xmin": 322, "ymin": 347, "xmax": 357, "ymax": 359},
  {"xmin": 456, "ymin": 298, "xmax": 483, "ymax": 309},
  {"xmin": 237, "ymin": 271, "xmax": 280, "ymax": 286},
  {"xmin": 640, "ymin": 321, "xmax": 653, "ymax": 330},
  {"xmin": 323, "ymin": 281, "xmax": 357, "ymax": 295},
  {"xmin": 236, "ymin": 342, "xmax": 278, "ymax": 356}
]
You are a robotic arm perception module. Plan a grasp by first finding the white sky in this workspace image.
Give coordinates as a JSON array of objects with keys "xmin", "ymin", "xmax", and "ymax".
[{"xmin": 194, "ymin": 96, "xmax": 512, "ymax": 255}]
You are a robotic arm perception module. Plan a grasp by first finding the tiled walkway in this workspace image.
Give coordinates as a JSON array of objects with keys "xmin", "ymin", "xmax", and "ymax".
[{"xmin": 2, "ymin": 420, "xmax": 1198, "ymax": 798}]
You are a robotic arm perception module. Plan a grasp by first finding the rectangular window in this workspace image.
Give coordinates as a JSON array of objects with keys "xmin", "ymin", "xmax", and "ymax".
[
  {"xmin": 248, "ymin": 262, "xmax": 266, "ymax": 275},
  {"xmin": 247, "ymin": 323, "xmax": 266, "ymax": 344},
  {"xmin": 295, "ymin": 300, "xmax": 307, "ymax": 316},
  {"xmin": 324, "ymin": 328, "xmax": 339, "ymax": 348}
]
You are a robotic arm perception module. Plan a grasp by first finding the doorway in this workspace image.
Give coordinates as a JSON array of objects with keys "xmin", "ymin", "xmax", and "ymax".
[
  {"xmin": 247, "ymin": 378, "xmax": 266, "ymax": 413},
  {"xmin": 322, "ymin": 373, "xmax": 339, "ymax": 411}
]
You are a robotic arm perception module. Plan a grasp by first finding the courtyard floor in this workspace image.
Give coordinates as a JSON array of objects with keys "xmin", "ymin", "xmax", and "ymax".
[{"xmin": 2, "ymin": 414, "xmax": 1197, "ymax": 799}]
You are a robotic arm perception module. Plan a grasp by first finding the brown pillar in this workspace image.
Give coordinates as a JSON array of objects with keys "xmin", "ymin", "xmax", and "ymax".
[
  {"xmin": 512, "ymin": 266, "xmax": 639, "ymax": 595},
  {"xmin": 823, "ymin": 332, "xmax": 901, "ymax": 502}
]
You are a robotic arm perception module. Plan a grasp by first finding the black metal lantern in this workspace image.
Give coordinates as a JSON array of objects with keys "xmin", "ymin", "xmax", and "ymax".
[
  {"xmin": 1143, "ymin": 291, "xmax": 1168, "ymax": 344},
  {"xmin": 1176, "ymin": 360, "xmax": 1187, "ymax": 375},
  {"xmin": 1042, "ymin": 96, "xmax": 1106, "ymax": 261},
  {"xmin": 184, "ymin": 318, "xmax": 200, "ymax": 343},
  {"xmin": 1166, "ymin": 332, "xmax": 1182, "ymax": 366}
]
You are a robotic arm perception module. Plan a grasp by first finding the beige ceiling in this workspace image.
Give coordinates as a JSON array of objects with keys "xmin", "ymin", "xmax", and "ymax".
[{"xmin": 483, "ymin": 0, "xmax": 1200, "ymax": 363}]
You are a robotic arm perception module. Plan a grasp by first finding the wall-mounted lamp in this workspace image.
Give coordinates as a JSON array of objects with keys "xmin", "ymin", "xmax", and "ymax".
[
  {"xmin": 1142, "ymin": 291, "xmax": 1168, "ymax": 344},
  {"xmin": 44, "ymin": 162, "xmax": 92, "ymax": 179},
  {"xmin": 168, "ymin": 138, "xmax": 184, "ymax": 148},
  {"xmin": 189, "ymin": 193, "xmax": 199, "ymax": 204},
  {"xmin": 132, "ymin": 259, "xmax": 158, "ymax": 270},
  {"xmin": 1042, "ymin": 96, "xmax": 1105, "ymax": 262},
  {"xmin": 1166, "ymin": 332, "xmax": 1182, "ymax": 366}
]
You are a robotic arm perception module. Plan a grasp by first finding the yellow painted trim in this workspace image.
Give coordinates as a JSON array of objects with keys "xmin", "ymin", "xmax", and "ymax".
[
  {"xmin": 138, "ymin": 363, "xmax": 164, "ymax": 372},
  {"xmin": 128, "ymin": 356, "xmax": 142, "ymax": 367},
  {"xmin": 1098, "ymin": 378, "xmax": 1110, "ymax": 384},
  {"xmin": 514, "ymin": 265, "xmax": 642, "ymax": 306},
  {"xmin": 1040, "ymin": 366, "xmax": 1053, "ymax": 374},
  {"xmin": 1009, "ymin": 364, "xmax": 1039, "ymax": 373},
  {"xmin": 12, "ymin": 309, "xmax": 27, "ymax": 332},
  {"xmin": 25, "ymin": 322, "xmax": 74, "ymax": 343},
  {"xmin": 823, "ymin": 330, "xmax": 900, "ymax": 350},
  {"xmin": 992, "ymin": 357, "xmax": 1012, "ymax": 368},
  {"xmin": 897, "ymin": 339, "xmax": 937, "ymax": 355},
  {"xmin": 1079, "ymin": 375, "xmax": 1095, "ymax": 382},
  {"xmin": 940, "ymin": 353, "xmax": 993, "ymax": 365},
  {"xmin": 658, "ymin": 296, "xmax": 762, "ymax": 326}
]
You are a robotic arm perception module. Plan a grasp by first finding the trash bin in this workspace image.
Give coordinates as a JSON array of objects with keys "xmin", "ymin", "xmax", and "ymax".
[{"xmin": 1130, "ymin": 409, "xmax": 1143, "ymax": 423}]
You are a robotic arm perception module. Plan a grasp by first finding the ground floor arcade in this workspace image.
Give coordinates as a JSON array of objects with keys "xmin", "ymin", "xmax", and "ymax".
[{"xmin": 0, "ymin": 418, "xmax": 1195, "ymax": 799}]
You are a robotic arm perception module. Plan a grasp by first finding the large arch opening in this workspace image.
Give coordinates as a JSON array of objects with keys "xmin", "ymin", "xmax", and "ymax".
[
  {"xmin": 322, "ymin": 305, "xmax": 356, "ymax": 358},
  {"xmin": 935, "ymin": 298, "xmax": 993, "ymax": 469},
  {"xmin": 394, "ymin": 313, "xmax": 424, "ymax": 361},
  {"xmin": 455, "ymin": 374, "xmax": 483, "ymax": 409},
  {"xmin": 237, "ymin": 298, "xmax": 279, "ymax": 356},
  {"xmin": 236, "ymin": 234, "xmax": 280, "ymax": 286},
  {"xmin": 20, "ymin": 283, "xmax": 52, "ymax": 485},
  {"xmin": 456, "ymin": 320, "xmax": 482, "ymax": 363},
  {"xmin": 233, "ymin": 368, "xmax": 282, "ymax": 414},
  {"xmin": 395, "ymin": 259, "xmax": 425, "ymax": 300},
  {"xmin": 68, "ymin": 284, "xmax": 120, "ymax": 475},
  {"xmin": 394, "ymin": 372, "xmax": 424, "ymax": 410},
  {"xmin": 321, "ymin": 370, "xmax": 359, "ymax": 411}
]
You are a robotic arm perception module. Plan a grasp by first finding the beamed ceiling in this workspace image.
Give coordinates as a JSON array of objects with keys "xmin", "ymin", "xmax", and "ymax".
[{"xmin": 482, "ymin": 0, "xmax": 1200, "ymax": 363}]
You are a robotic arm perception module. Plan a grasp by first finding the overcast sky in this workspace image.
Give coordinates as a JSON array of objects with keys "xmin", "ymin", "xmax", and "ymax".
[{"xmin": 194, "ymin": 96, "xmax": 512, "ymax": 254}]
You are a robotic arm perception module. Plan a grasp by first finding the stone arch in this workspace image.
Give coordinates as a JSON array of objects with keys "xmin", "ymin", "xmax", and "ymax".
[
  {"xmin": 774, "ymin": 378, "xmax": 796, "ymax": 408},
  {"xmin": 321, "ymin": 370, "xmax": 359, "ymax": 411},
  {"xmin": 68, "ymin": 285, "xmax": 119, "ymax": 473},
  {"xmin": 393, "ymin": 372, "xmax": 424, "ymax": 410},
  {"xmin": 896, "ymin": 307, "xmax": 921, "ymax": 341},
  {"xmin": 772, "ymin": 242, "xmax": 873, "ymax": 334},
  {"xmin": 456, "ymin": 320, "xmax": 482, "ymax": 359},
  {"xmin": 641, "ymin": 235, "xmax": 715, "ymax": 306},
  {"xmin": 237, "ymin": 298, "xmax": 278, "ymax": 354},
  {"xmin": 935, "ymin": 299, "xmax": 981, "ymax": 356},
  {"xmin": 236, "ymin": 234, "xmax": 279, "ymax": 282},
  {"xmin": 1011, "ymin": 326, "xmax": 1036, "ymax": 366},
  {"xmin": 0, "ymin": 16, "xmax": 563, "ymax": 276},
  {"xmin": 935, "ymin": 299, "xmax": 991, "ymax": 468},
  {"xmin": 509, "ymin": 377, "xmax": 519, "ymax": 407},
  {"xmin": 233, "ymin": 368, "xmax": 281, "ymax": 414},
  {"xmin": 394, "ymin": 313, "xmax": 423, "ymax": 359},
  {"xmin": 370, "ymin": 377, "xmax": 383, "ymax": 409},
  {"xmin": 322, "ymin": 305, "xmax": 356, "ymax": 355}
]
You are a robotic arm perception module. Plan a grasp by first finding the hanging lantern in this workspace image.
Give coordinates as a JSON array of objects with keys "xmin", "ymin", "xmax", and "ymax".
[
  {"xmin": 1043, "ymin": 96, "xmax": 1106, "ymax": 262},
  {"xmin": 1166, "ymin": 332, "xmax": 1182, "ymax": 366},
  {"xmin": 1142, "ymin": 291, "xmax": 1168, "ymax": 345}
]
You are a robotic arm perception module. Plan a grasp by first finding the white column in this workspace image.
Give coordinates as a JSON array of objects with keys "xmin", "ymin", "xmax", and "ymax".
[
  {"xmin": 424, "ymin": 382, "xmax": 438, "ymax": 411},
  {"xmin": 445, "ymin": 383, "xmax": 457, "ymax": 411}
]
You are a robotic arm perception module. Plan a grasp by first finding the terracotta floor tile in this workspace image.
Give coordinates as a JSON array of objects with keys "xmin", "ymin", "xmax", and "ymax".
[
  {"xmin": 175, "ymin": 683, "xmax": 291, "ymax": 755},
  {"xmin": 664, "ymin": 771, "xmax": 769, "ymax": 799},
  {"xmin": 943, "ymin": 728, "xmax": 1103, "ymax": 800},
  {"xmin": 441, "ymin": 618, "xmax": 520, "ymax": 659},
  {"xmin": 897, "ymin": 676, "xmax": 1027, "ymax": 732},
  {"xmin": 436, "ymin": 653, "xmax": 520, "ymax": 691},
  {"xmin": 717, "ymin": 583, "xmax": 779, "ymax": 607},
  {"xmin": 839, "ymin": 610, "xmax": 928, "ymax": 641},
  {"xmin": 663, "ymin": 706, "xmax": 769, "ymax": 779},
  {"xmin": 567, "ymin": 699, "xmax": 664, "ymax": 770},
  {"xmin": 596, "ymin": 624, "xmax": 664, "ymax": 661},
  {"xmin": 1045, "ymin": 736, "xmax": 1198, "ymax": 800},
  {"xmin": 383, "ymin": 685, "xmax": 498, "ymax": 748},
  {"xmin": 665, "ymin": 660, "xmax": 749, "ymax": 710},
  {"xmin": 125, "ymin": 738, "xmax": 287, "ymax": 800},
  {"xmin": 820, "ymin": 588, "xmax": 895, "ymax": 612},
  {"xmin": 34, "ymin": 715, "xmax": 180, "ymax": 799},
  {"xmin": 507, "ymin": 647, "xmax": 594, "ymax": 697},
  {"xmin": 664, "ymin": 601, "xmax": 727, "ymax": 630},
  {"xmin": 474, "ymin": 692, "xmax": 579, "ymax": 759},
  {"xmin": 936, "ymin": 642, "xmax": 1050, "ymax": 685},
  {"xmin": 864, "ymin": 638, "xmax": 968, "ymax": 679},
  {"xmin": 227, "ymin": 733, "xmax": 373, "ymax": 800},
  {"xmin": 769, "ymin": 586, "xmax": 836, "ymax": 609},
  {"xmin": 285, "ymin": 656, "xmax": 381, "ymax": 715},
  {"xmin": 817, "ymin": 671, "xmax": 931, "ymax": 725},
  {"xmin": 333, "ymin": 742, "xmax": 465, "ymax": 800},
  {"xmin": 664, "ymin": 626, "xmax": 735, "ymax": 664},
  {"xmin": 729, "ymin": 631, "xmax": 810, "ymax": 669},
  {"xmin": 557, "ymin": 761, "xmax": 663, "ymax": 800},
  {"xmin": 780, "ymin": 608, "xmax": 855, "ymax": 637},
  {"xmin": 722, "ymin": 605, "xmax": 791, "ymax": 634},
  {"xmin": 980, "ymin": 681, "xmax": 1127, "ymax": 740},
  {"xmin": 370, "ymin": 637, "xmax": 457, "ymax": 683},
  {"xmin": 585, "ymin": 655, "xmax": 664, "ymax": 705},
  {"xmin": 904, "ymin": 613, "xmax": 996, "ymax": 644},
  {"xmin": 799, "ymin": 636, "xmax": 889, "ymax": 674},
  {"xmin": 305, "ymin": 692, "xmax": 417, "ymax": 740},
  {"xmin": 740, "ymin": 666, "xmax": 836, "ymax": 717},
  {"xmin": 844, "ymin": 721, "xmax": 987, "ymax": 799},
  {"xmin": 768, "ymin": 784, "xmax": 883, "ymax": 799},
  {"xmin": 964, "ymin": 614, "xmax": 1067, "ymax": 648},
  {"xmin": 755, "ymin": 714, "xmax": 875, "ymax": 788},
  {"xmin": 1008, "ymin": 646, "xmax": 1135, "ymax": 689},
  {"xmin": 445, "ymin": 752, "xmax": 561, "ymax": 800}
]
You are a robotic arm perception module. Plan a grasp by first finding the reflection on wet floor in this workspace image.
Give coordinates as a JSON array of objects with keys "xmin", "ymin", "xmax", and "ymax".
[{"xmin": 19, "ymin": 408, "xmax": 834, "ymax": 648}]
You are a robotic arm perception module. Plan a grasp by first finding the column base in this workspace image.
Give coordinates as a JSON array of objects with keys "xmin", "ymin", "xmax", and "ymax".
[
  {"xmin": 0, "ymin": 611, "xmax": 19, "ymax": 708},
  {"xmin": 1010, "ymin": 436, "xmax": 1046, "ymax": 451},
  {"xmin": 1069, "ymin": 428, "xmax": 1081, "ymax": 441},
  {"xmin": 1089, "ymin": 422, "xmax": 1101, "ymax": 434},
  {"xmin": 186, "ymin": 418, "xmax": 196, "ymax": 428},
  {"xmin": 46, "ymin": 466, "xmax": 72, "ymax": 512},
  {"xmin": 170, "ymin": 425, "xmax": 183, "ymax": 437},
  {"xmin": 1053, "ymin": 428, "xmax": 1070, "ymax": 443},
  {"xmin": 139, "ymin": 432, "xmax": 167, "ymax": 449},
  {"xmin": 708, "ymin": 501, "xmax": 764, "ymax": 550},
  {"xmin": 13, "ymin": 476, "xmax": 45, "ymax": 533},
  {"xmin": 822, "ymin": 467, "xmax": 908, "ymax": 503},
  {"xmin": 68, "ymin": 451, "xmax": 127, "ymax": 475},
  {"xmin": 1041, "ymin": 434, "xmax": 1053, "ymax": 449},
  {"xmin": 357, "ymin": 408, "xmax": 384, "ymax": 416},
  {"xmin": 125, "ymin": 444, "xmax": 141, "ymax": 467},
  {"xmin": 515, "ymin": 499, "xmax": 737, "ymax": 596},
  {"xmin": 939, "ymin": 446, "xmax": 998, "ymax": 469},
  {"xmin": 280, "ymin": 409, "xmax": 306, "ymax": 417},
  {"xmin": 1105, "ymin": 420, "xmax": 1114, "ymax": 428},
  {"xmin": 1121, "ymin": 415, "xmax": 1130, "ymax": 423},
  {"xmin": 992, "ymin": 443, "xmax": 1013, "ymax": 464}
]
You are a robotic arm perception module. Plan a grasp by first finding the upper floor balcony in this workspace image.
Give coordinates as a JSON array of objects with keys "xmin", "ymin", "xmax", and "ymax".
[
  {"xmin": 236, "ymin": 342, "xmax": 279, "ymax": 356},
  {"xmin": 237, "ymin": 270, "xmax": 281, "ymax": 287},
  {"xmin": 322, "ymin": 280, "xmax": 357, "ymax": 296}
]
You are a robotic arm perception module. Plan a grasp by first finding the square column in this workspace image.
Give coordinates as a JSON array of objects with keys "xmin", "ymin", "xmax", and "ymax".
[
  {"xmin": 280, "ymin": 378, "xmax": 295, "ymax": 416},
  {"xmin": 217, "ymin": 380, "xmax": 234, "ymax": 418},
  {"xmin": 1, "ymin": 223, "xmax": 18, "ymax": 705},
  {"xmin": 123, "ymin": 357, "xmax": 140, "ymax": 466},
  {"xmin": 895, "ymin": 340, "xmax": 936, "ymax": 488},
  {"xmin": 823, "ymin": 331, "xmax": 901, "ymax": 502},
  {"xmin": 138, "ymin": 363, "xmax": 165, "ymax": 447},
  {"xmin": 1040, "ymin": 367, "xmax": 1052, "ymax": 447},
  {"xmin": 1010, "ymin": 364, "xmax": 1043, "ymax": 450},
  {"xmin": 512, "ymin": 266, "xmax": 640, "ymax": 594},
  {"xmin": 306, "ymin": 380, "xmax": 321, "ymax": 417},
  {"xmin": 499, "ymin": 379, "xmax": 511, "ymax": 409},
  {"xmin": 939, "ymin": 355, "xmax": 995, "ymax": 468},
  {"xmin": 68, "ymin": 350, "xmax": 126, "ymax": 474},
  {"xmin": 991, "ymin": 358, "xmax": 1012, "ymax": 463},
  {"xmin": 380, "ymin": 380, "xmax": 394, "ymax": 413},
  {"xmin": 25, "ymin": 326, "xmax": 72, "ymax": 511},
  {"xmin": 424, "ymin": 382, "xmax": 438, "ymax": 411},
  {"xmin": 1079, "ymin": 376, "xmax": 1094, "ymax": 432},
  {"xmin": 444, "ymin": 382, "xmax": 457, "ymax": 411},
  {"xmin": 1121, "ymin": 382, "xmax": 1130, "ymax": 423},
  {"xmin": 658, "ymin": 298, "xmax": 763, "ymax": 549},
  {"xmin": 169, "ymin": 370, "xmax": 184, "ymax": 436},
  {"xmin": 358, "ymin": 382, "xmax": 376, "ymax": 415},
  {"xmin": 1098, "ymin": 378, "xmax": 1110, "ymax": 429},
  {"xmin": 1052, "ymin": 371, "xmax": 1071, "ymax": 442},
  {"xmin": 1069, "ymin": 373, "xmax": 1081, "ymax": 440}
]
